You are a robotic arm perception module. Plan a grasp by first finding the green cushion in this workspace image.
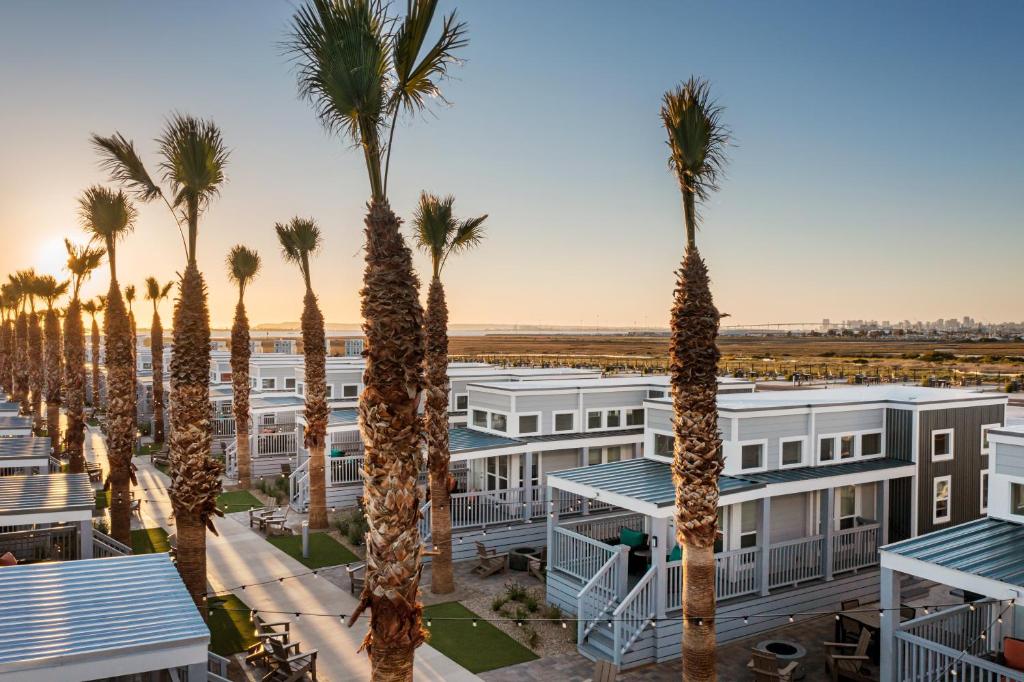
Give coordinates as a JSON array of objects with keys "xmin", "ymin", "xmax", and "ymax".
[
  {"xmin": 619, "ymin": 527, "xmax": 645, "ymax": 548},
  {"xmin": 668, "ymin": 545, "xmax": 682, "ymax": 562}
]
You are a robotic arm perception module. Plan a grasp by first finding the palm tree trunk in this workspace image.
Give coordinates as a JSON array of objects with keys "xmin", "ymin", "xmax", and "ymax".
[
  {"xmin": 670, "ymin": 247, "xmax": 722, "ymax": 682},
  {"xmin": 15, "ymin": 312, "xmax": 29, "ymax": 413},
  {"xmin": 350, "ymin": 199, "xmax": 426, "ymax": 680},
  {"xmin": 152, "ymin": 313, "xmax": 166, "ymax": 443},
  {"xmin": 129, "ymin": 311, "xmax": 137, "ymax": 438},
  {"xmin": 29, "ymin": 312, "xmax": 43, "ymax": 429},
  {"xmin": 0, "ymin": 317, "xmax": 10, "ymax": 397},
  {"xmin": 301, "ymin": 290, "xmax": 328, "ymax": 529},
  {"xmin": 64, "ymin": 299, "xmax": 87, "ymax": 474},
  {"xmin": 168, "ymin": 263, "xmax": 223, "ymax": 612},
  {"xmin": 90, "ymin": 318, "xmax": 101, "ymax": 409},
  {"xmin": 104, "ymin": 283, "xmax": 135, "ymax": 545},
  {"xmin": 45, "ymin": 308, "xmax": 62, "ymax": 444},
  {"xmin": 230, "ymin": 300, "xmax": 252, "ymax": 488},
  {"xmin": 425, "ymin": 277, "xmax": 453, "ymax": 594}
]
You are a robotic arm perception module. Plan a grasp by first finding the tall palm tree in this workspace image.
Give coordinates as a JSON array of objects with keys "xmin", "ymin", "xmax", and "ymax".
[
  {"xmin": 25, "ymin": 272, "xmax": 45, "ymax": 430},
  {"xmin": 79, "ymin": 185, "xmax": 137, "ymax": 546},
  {"xmin": 36, "ymin": 275, "xmax": 70, "ymax": 442},
  {"xmin": 145, "ymin": 277, "xmax": 173, "ymax": 445},
  {"xmin": 65, "ymin": 240, "xmax": 106, "ymax": 474},
  {"xmin": 93, "ymin": 114, "xmax": 229, "ymax": 610},
  {"xmin": 225, "ymin": 245, "xmax": 260, "ymax": 489},
  {"xmin": 82, "ymin": 297, "xmax": 104, "ymax": 409},
  {"xmin": 289, "ymin": 2, "xmax": 468, "ymax": 674},
  {"xmin": 10, "ymin": 272, "xmax": 32, "ymax": 414},
  {"xmin": 661, "ymin": 77, "xmax": 729, "ymax": 682},
  {"xmin": 125, "ymin": 283, "xmax": 138, "ymax": 435},
  {"xmin": 275, "ymin": 218, "xmax": 328, "ymax": 528},
  {"xmin": 0, "ymin": 284, "xmax": 16, "ymax": 398},
  {"xmin": 412, "ymin": 192, "xmax": 486, "ymax": 594}
]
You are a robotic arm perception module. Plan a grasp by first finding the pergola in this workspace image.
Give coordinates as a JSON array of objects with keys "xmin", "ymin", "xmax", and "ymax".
[
  {"xmin": 0, "ymin": 416, "xmax": 32, "ymax": 437},
  {"xmin": 0, "ymin": 473, "xmax": 95, "ymax": 560},
  {"xmin": 0, "ymin": 554, "xmax": 210, "ymax": 681},
  {"xmin": 0, "ymin": 437, "xmax": 52, "ymax": 475}
]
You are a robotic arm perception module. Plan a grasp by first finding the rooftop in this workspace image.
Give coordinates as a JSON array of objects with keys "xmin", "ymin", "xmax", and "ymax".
[
  {"xmin": 326, "ymin": 408, "xmax": 360, "ymax": 428},
  {"xmin": 0, "ymin": 473, "xmax": 94, "ymax": 517},
  {"xmin": 250, "ymin": 394, "xmax": 304, "ymax": 411},
  {"xmin": 0, "ymin": 437, "xmax": 51, "ymax": 460},
  {"xmin": 0, "ymin": 415, "xmax": 32, "ymax": 431},
  {"xmin": 468, "ymin": 376, "xmax": 670, "ymax": 392},
  {"xmin": 449, "ymin": 427, "xmax": 523, "ymax": 454},
  {"xmin": 647, "ymin": 385, "xmax": 1006, "ymax": 411}
]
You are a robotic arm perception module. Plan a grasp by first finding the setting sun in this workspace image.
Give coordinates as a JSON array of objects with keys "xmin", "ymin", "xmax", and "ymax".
[{"xmin": 32, "ymin": 234, "xmax": 67, "ymax": 278}]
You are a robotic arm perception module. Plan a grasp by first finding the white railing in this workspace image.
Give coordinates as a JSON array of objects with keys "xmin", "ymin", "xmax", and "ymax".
[
  {"xmin": 328, "ymin": 455, "xmax": 364, "ymax": 485},
  {"xmin": 562, "ymin": 512, "xmax": 645, "ymax": 544},
  {"xmin": 93, "ymin": 529, "xmax": 132, "ymax": 558},
  {"xmin": 256, "ymin": 432, "xmax": 297, "ymax": 457},
  {"xmin": 224, "ymin": 440, "xmax": 238, "ymax": 479},
  {"xmin": 768, "ymin": 535, "xmax": 824, "ymax": 589},
  {"xmin": 447, "ymin": 487, "xmax": 525, "ymax": 529},
  {"xmin": 288, "ymin": 458, "xmax": 310, "ymax": 512},
  {"xmin": 210, "ymin": 416, "xmax": 236, "ymax": 438},
  {"xmin": 895, "ymin": 630, "xmax": 1024, "ymax": 681},
  {"xmin": 419, "ymin": 501, "xmax": 431, "ymax": 542},
  {"xmin": 613, "ymin": 565, "xmax": 657, "ymax": 665},
  {"xmin": 207, "ymin": 652, "xmax": 231, "ymax": 682},
  {"xmin": 552, "ymin": 527, "xmax": 617, "ymax": 582},
  {"xmin": 900, "ymin": 601, "xmax": 1006, "ymax": 657},
  {"xmin": 48, "ymin": 455, "xmax": 62, "ymax": 473},
  {"xmin": 715, "ymin": 546, "xmax": 761, "ymax": 600},
  {"xmin": 577, "ymin": 550, "xmax": 623, "ymax": 645},
  {"xmin": 831, "ymin": 523, "xmax": 879, "ymax": 574}
]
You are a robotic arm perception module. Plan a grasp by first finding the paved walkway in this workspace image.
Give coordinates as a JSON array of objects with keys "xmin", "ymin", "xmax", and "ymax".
[{"xmin": 86, "ymin": 428, "xmax": 479, "ymax": 682}]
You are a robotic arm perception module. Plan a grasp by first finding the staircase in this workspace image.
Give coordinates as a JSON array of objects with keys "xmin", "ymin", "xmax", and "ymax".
[
  {"xmin": 224, "ymin": 440, "xmax": 238, "ymax": 480},
  {"xmin": 288, "ymin": 459, "xmax": 310, "ymax": 512}
]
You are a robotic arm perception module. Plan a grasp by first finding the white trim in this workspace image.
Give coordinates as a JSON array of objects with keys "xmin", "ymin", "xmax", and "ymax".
[
  {"xmin": 582, "ymin": 405, "xmax": 644, "ymax": 433},
  {"xmin": 980, "ymin": 469, "xmax": 989, "ymax": 514},
  {"xmin": 980, "ymin": 423, "xmax": 1000, "ymax": 455},
  {"xmin": 931, "ymin": 427, "xmax": 955, "ymax": 462},
  {"xmin": 932, "ymin": 474, "xmax": 952, "ymax": 524},
  {"xmin": 879, "ymin": 549, "xmax": 1023, "ymax": 601},
  {"xmin": 816, "ymin": 428, "xmax": 886, "ymax": 466},
  {"xmin": 453, "ymin": 393, "xmax": 469, "ymax": 412},
  {"xmin": 778, "ymin": 436, "xmax": 808, "ymax": 469},
  {"xmin": 721, "ymin": 463, "xmax": 917, "ymax": 506},
  {"xmin": 735, "ymin": 438, "xmax": 768, "ymax": 473},
  {"xmin": 515, "ymin": 411, "xmax": 541, "ymax": 437},
  {"xmin": 551, "ymin": 410, "xmax": 577, "ymax": 434},
  {"xmin": 340, "ymin": 383, "xmax": 360, "ymax": 399}
]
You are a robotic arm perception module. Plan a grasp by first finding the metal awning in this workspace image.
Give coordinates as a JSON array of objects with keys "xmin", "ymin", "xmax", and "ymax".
[
  {"xmin": 250, "ymin": 395, "xmax": 304, "ymax": 412},
  {"xmin": 324, "ymin": 408, "xmax": 360, "ymax": 431},
  {"xmin": 0, "ymin": 437, "xmax": 51, "ymax": 466},
  {"xmin": 0, "ymin": 415, "xmax": 32, "ymax": 435},
  {"xmin": 0, "ymin": 473, "xmax": 94, "ymax": 525},
  {"xmin": 741, "ymin": 457, "xmax": 913, "ymax": 484},
  {"xmin": 449, "ymin": 427, "xmax": 524, "ymax": 455},
  {"xmin": 880, "ymin": 517, "xmax": 1024, "ymax": 599},
  {"xmin": 0, "ymin": 554, "xmax": 209, "ymax": 681},
  {"xmin": 0, "ymin": 401, "xmax": 18, "ymax": 413}
]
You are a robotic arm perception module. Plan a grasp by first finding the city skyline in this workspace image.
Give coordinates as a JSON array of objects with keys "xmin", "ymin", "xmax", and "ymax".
[{"xmin": 2, "ymin": 1, "xmax": 1021, "ymax": 329}]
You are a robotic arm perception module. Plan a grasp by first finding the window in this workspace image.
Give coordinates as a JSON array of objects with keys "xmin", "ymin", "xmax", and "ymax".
[
  {"xmin": 553, "ymin": 412, "xmax": 575, "ymax": 433},
  {"xmin": 485, "ymin": 456, "xmax": 509, "ymax": 491},
  {"xmin": 714, "ymin": 508, "xmax": 725, "ymax": 553},
  {"xmin": 626, "ymin": 408, "xmax": 644, "ymax": 426},
  {"xmin": 325, "ymin": 384, "xmax": 335, "ymax": 398},
  {"xmin": 606, "ymin": 410, "xmax": 621, "ymax": 428},
  {"xmin": 981, "ymin": 471, "xmax": 989, "ymax": 513},
  {"xmin": 588, "ymin": 449, "xmax": 602, "ymax": 466},
  {"xmin": 933, "ymin": 476, "xmax": 951, "ymax": 524},
  {"xmin": 981, "ymin": 424, "xmax": 999, "ymax": 454},
  {"xmin": 472, "ymin": 410, "xmax": 487, "ymax": 428},
  {"xmin": 861, "ymin": 432, "xmax": 882, "ymax": 457},
  {"xmin": 455, "ymin": 394, "xmax": 468, "ymax": 411},
  {"xmin": 838, "ymin": 486, "xmax": 857, "ymax": 530},
  {"xmin": 490, "ymin": 413, "xmax": 507, "ymax": 433},
  {"xmin": 819, "ymin": 437, "xmax": 835, "ymax": 462},
  {"xmin": 648, "ymin": 390, "xmax": 665, "ymax": 399},
  {"xmin": 518, "ymin": 414, "xmax": 539, "ymax": 435},
  {"xmin": 261, "ymin": 378, "xmax": 276, "ymax": 390},
  {"xmin": 587, "ymin": 410, "xmax": 603, "ymax": 430},
  {"xmin": 840, "ymin": 435, "xmax": 855, "ymax": 460},
  {"xmin": 739, "ymin": 501, "xmax": 758, "ymax": 549},
  {"xmin": 284, "ymin": 378, "xmax": 296, "ymax": 390},
  {"xmin": 781, "ymin": 438, "xmax": 803, "ymax": 467},
  {"xmin": 261, "ymin": 413, "xmax": 276, "ymax": 426},
  {"xmin": 654, "ymin": 433, "xmax": 674, "ymax": 457},
  {"xmin": 341, "ymin": 384, "xmax": 359, "ymax": 399},
  {"xmin": 606, "ymin": 446, "xmax": 622, "ymax": 463},
  {"xmin": 1013, "ymin": 483, "xmax": 1024, "ymax": 516},
  {"xmin": 297, "ymin": 383, "xmax": 304, "ymax": 396},
  {"xmin": 740, "ymin": 442, "xmax": 764, "ymax": 470},
  {"xmin": 932, "ymin": 429, "xmax": 954, "ymax": 461}
]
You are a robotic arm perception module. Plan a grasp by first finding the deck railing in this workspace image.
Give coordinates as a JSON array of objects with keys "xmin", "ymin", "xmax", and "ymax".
[
  {"xmin": 0, "ymin": 525, "xmax": 79, "ymax": 561},
  {"xmin": 613, "ymin": 565, "xmax": 657, "ymax": 665},
  {"xmin": 552, "ymin": 527, "xmax": 617, "ymax": 582},
  {"xmin": 900, "ymin": 601, "xmax": 1006, "ymax": 658},
  {"xmin": 895, "ymin": 630, "xmax": 1024, "ymax": 681},
  {"xmin": 577, "ymin": 549, "xmax": 624, "ymax": 645},
  {"xmin": 255, "ymin": 432, "xmax": 296, "ymax": 458},
  {"xmin": 328, "ymin": 455, "xmax": 363, "ymax": 485},
  {"xmin": 207, "ymin": 652, "xmax": 231, "ymax": 682},
  {"xmin": 93, "ymin": 529, "xmax": 132, "ymax": 558},
  {"xmin": 448, "ymin": 488, "xmax": 526, "ymax": 529},
  {"xmin": 831, "ymin": 523, "xmax": 879, "ymax": 574},
  {"xmin": 715, "ymin": 546, "xmax": 761, "ymax": 600},
  {"xmin": 561, "ymin": 512, "xmax": 645, "ymax": 544},
  {"xmin": 768, "ymin": 535, "xmax": 824, "ymax": 589},
  {"xmin": 210, "ymin": 417, "xmax": 236, "ymax": 438},
  {"xmin": 288, "ymin": 458, "xmax": 310, "ymax": 511}
]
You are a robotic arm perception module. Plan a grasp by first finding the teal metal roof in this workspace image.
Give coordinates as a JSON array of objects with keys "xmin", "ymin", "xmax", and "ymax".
[
  {"xmin": 520, "ymin": 428, "xmax": 644, "ymax": 444},
  {"xmin": 0, "ymin": 401, "xmax": 18, "ymax": 412},
  {"xmin": 740, "ymin": 457, "xmax": 913, "ymax": 485},
  {"xmin": 251, "ymin": 395, "xmax": 304, "ymax": 410},
  {"xmin": 0, "ymin": 473, "xmax": 94, "ymax": 516},
  {"xmin": 549, "ymin": 457, "xmax": 762, "ymax": 508},
  {"xmin": 882, "ymin": 517, "xmax": 1024, "ymax": 587},
  {"xmin": 0, "ymin": 554, "xmax": 208, "ymax": 674},
  {"xmin": 449, "ymin": 427, "xmax": 523, "ymax": 453},
  {"xmin": 0, "ymin": 437, "xmax": 51, "ymax": 460},
  {"xmin": 0, "ymin": 415, "xmax": 31, "ymax": 431},
  {"xmin": 327, "ymin": 408, "xmax": 360, "ymax": 428}
]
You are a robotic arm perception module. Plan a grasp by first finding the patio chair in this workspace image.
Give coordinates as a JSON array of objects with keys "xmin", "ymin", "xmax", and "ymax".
[
  {"xmin": 264, "ymin": 508, "xmax": 292, "ymax": 536},
  {"xmin": 250, "ymin": 506, "xmax": 279, "ymax": 529},
  {"xmin": 527, "ymin": 552, "xmax": 546, "ymax": 583},
  {"xmin": 472, "ymin": 541, "xmax": 509, "ymax": 578},
  {"xmin": 747, "ymin": 649, "xmax": 799, "ymax": 681},
  {"xmin": 280, "ymin": 463, "xmax": 292, "ymax": 477},
  {"xmin": 585, "ymin": 659, "xmax": 618, "ymax": 682},
  {"xmin": 838, "ymin": 598, "xmax": 861, "ymax": 643},
  {"xmin": 264, "ymin": 636, "xmax": 317, "ymax": 682},
  {"xmin": 346, "ymin": 562, "xmax": 366, "ymax": 596},
  {"xmin": 245, "ymin": 616, "xmax": 292, "ymax": 666},
  {"xmin": 824, "ymin": 629, "xmax": 872, "ymax": 682}
]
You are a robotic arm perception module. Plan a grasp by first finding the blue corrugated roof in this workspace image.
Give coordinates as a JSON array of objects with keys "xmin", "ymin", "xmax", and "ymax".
[
  {"xmin": 328, "ymin": 408, "xmax": 360, "ymax": 427},
  {"xmin": 0, "ymin": 436, "xmax": 51, "ymax": 459},
  {"xmin": 0, "ymin": 401, "xmax": 18, "ymax": 412},
  {"xmin": 740, "ymin": 457, "xmax": 913, "ymax": 485},
  {"xmin": 882, "ymin": 517, "xmax": 1024, "ymax": 588},
  {"xmin": 449, "ymin": 427, "xmax": 523, "ymax": 453},
  {"xmin": 251, "ymin": 395, "xmax": 304, "ymax": 410},
  {"xmin": 0, "ymin": 554, "xmax": 208, "ymax": 673},
  {"xmin": 520, "ymin": 428, "xmax": 644, "ymax": 444},
  {"xmin": 550, "ymin": 458, "xmax": 762, "ymax": 508},
  {"xmin": 0, "ymin": 473, "xmax": 94, "ymax": 516},
  {"xmin": 0, "ymin": 415, "xmax": 31, "ymax": 430}
]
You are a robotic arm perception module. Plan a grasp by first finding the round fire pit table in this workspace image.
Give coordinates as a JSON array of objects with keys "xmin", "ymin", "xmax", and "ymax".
[
  {"xmin": 508, "ymin": 546, "xmax": 540, "ymax": 572},
  {"xmin": 755, "ymin": 639, "xmax": 807, "ymax": 680}
]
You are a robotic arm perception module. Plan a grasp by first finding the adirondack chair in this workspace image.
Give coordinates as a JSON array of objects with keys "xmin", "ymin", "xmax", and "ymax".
[
  {"xmin": 585, "ymin": 659, "xmax": 618, "ymax": 682},
  {"xmin": 472, "ymin": 542, "xmax": 508, "ymax": 577},
  {"xmin": 263, "ymin": 507, "xmax": 291, "ymax": 536},
  {"xmin": 250, "ymin": 506, "xmax": 279, "ymax": 529},
  {"xmin": 527, "ymin": 550, "xmax": 546, "ymax": 583},
  {"xmin": 747, "ymin": 649, "xmax": 799, "ymax": 681},
  {"xmin": 264, "ymin": 636, "xmax": 317, "ymax": 682},
  {"xmin": 824, "ymin": 628, "xmax": 872, "ymax": 682},
  {"xmin": 245, "ymin": 616, "xmax": 292, "ymax": 666},
  {"xmin": 346, "ymin": 562, "xmax": 366, "ymax": 596}
]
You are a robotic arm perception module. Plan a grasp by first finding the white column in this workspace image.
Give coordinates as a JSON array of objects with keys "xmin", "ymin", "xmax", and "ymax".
[
  {"xmin": 186, "ymin": 661, "xmax": 207, "ymax": 681},
  {"xmin": 759, "ymin": 497, "xmax": 771, "ymax": 596},
  {"xmin": 878, "ymin": 479, "xmax": 890, "ymax": 545},
  {"xmin": 79, "ymin": 519, "xmax": 93, "ymax": 559},
  {"xmin": 522, "ymin": 452, "xmax": 533, "ymax": 522},
  {"xmin": 880, "ymin": 566, "xmax": 900, "ymax": 682},
  {"xmin": 546, "ymin": 485, "xmax": 557, "ymax": 564},
  {"xmin": 652, "ymin": 516, "xmax": 669, "ymax": 619},
  {"xmin": 822, "ymin": 488, "xmax": 835, "ymax": 581}
]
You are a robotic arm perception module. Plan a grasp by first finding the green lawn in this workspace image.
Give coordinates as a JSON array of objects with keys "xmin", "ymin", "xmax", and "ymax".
[
  {"xmin": 135, "ymin": 442, "xmax": 163, "ymax": 456},
  {"xmin": 95, "ymin": 490, "xmax": 110, "ymax": 510},
  {"xmin": 207, "ymin": 593, "xmax": 258, "ymax": 656},
  {"xmin": 216, "ymin": 489, "xmax": 264, "ymax": 513},
  {"xmin": 422, "ymin": 602, "xmax": 538, "ymax": 673},
  {"xmin": 267, "ymin": 532, "xmax": 359, "ymax": 569},
  {"xmin": 131, "ymin": 527, "xmax": 171, "ymax": 554}
]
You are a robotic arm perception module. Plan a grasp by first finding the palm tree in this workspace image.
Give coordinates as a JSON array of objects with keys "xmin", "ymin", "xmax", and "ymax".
[
  {"xmin": 125, "ymin": 283, "xmax": 138, "ymax": 436},
  {"xmin": 65, "ymin": 240, "xmax": 106, "ymax": 474},
  {"xmin": 82, "ymin": 297, "xmax": 104, "ymax": 409},
  {"xmin": 0, "ymin": 284, "xmax": 16, "ymax": 398},
  {"xmin": 275, "ymin": 218, "xmax": 328, "ymax": 528},
  {"xmin": 26, "ymin": 272, "xmax": 45, "ymax": 430},
  {"xmin": 10, "ymin": 272, "xmax": 32, "ymax": 414},
  {"xmin": 661, "ymin": 77, "xmax": 729, "ymax": 681},
  {"xmin": 412, "ymin": 193, "xmax": 486, "ymax": 594},
  {"xmin": 225, "ymin": 246, "xmax": 260, "ymax": 490},
  {"xmin": 36, "ymin": 275, "xmax": 70, "ymax": 442},
  {"xmin": 79, "ymin": 185, "xmax": 137, "ymax": 546},
  {"xmin": 92, "ymin": 114, "xmax": 229, "ymax": 610},
  {"xmin": 288, "ymin": 2, "xmax": 468, "ymax": 673},
  {"xmin": 145, "ymin": 277, "xmax": 173, "ymax": 445}
]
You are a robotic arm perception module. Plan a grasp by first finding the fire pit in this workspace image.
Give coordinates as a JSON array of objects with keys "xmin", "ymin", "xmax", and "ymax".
[
  {"xmin": 508, "ymin": 546, "xmax": 540, "ymax": 571},
  {"xmin": 755, "ymin": 639, "xmax": 807, "ymax": 680}
]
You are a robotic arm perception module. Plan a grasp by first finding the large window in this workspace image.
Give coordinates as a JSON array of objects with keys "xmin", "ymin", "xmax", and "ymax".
[
  {"xmin": 606, "ymin": 409, "xmax": 621, "ymax": 428},
  {"xmin": 861, "ymin": 432, "xmax": 882, "ymax": 457},
  {"xmin": 740, "ymin": 442, "xmax": 764, "ymax": 470},
  {"xmin": 261, "ymin": 378, "xmax": 276, "ymax": 390},
  {"xmin": 626, "ymin": 408, "xmax": 644, "ymax": 427},
  {"xmin": 933, "ymin": 475, "xmax": 951, "ymax": 524},
  {"xmin": 1013, "ymin": 483, "xmax": 1024, "ymax": 516},
  {"xmin": 490, "ymin": 413, "xmax": 507, "ymax": 432},
  {"xmin": 472, "ymin": 410, "xmax": 487, "ymax": 428},
  {"xmin": 654, "ymin": 433, "xmax": 674, "ymax": 457},
  {"xmin": 284, "ymin": 377, "xmax": 296, "ymax": 390},
  {"xmin": 648, "ymin": 390, "xmax": 665, "ymax": 399},
  {"xmin": 739, "ymin": 501, "xmax": 758, "ymax": 549},
  {"xmin": 553, "ymin": 412, "xmax": 575, "ymax": 433},
  {"xmin": 518, "ymin": 414, "xmax": 539, "ymax": 435},
  {"xmin": 932, "ymin": 429, "xmax": 954, "ymax": 461},
  {"xmin": 840, "ymin": 435, "xmax": 855, "ymax": 460},
  {"xmin": 587, "ymin": 410, "xmax": 602, "ymax": 430},
  {"xmin": 781, "ymin": 438, "xmax": 804, "ymax": 467},
  {"xmin": 486, "ymin": 456, "xmax": 509, "ymax": 491}
]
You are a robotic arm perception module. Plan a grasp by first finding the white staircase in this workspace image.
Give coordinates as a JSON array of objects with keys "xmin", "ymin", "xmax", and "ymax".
[
  {"xmin": 224, "ymin": 440, "xmax": 238, "ymax": 480},
  {"xmin": 288, "ymin": 459, "xmax": 310, "ymax": 512}
]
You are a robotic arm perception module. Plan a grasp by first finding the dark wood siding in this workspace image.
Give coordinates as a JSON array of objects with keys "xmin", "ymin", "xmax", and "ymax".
[
  {"xmin": 916, "ymin": 403, "xmax": 1005, "ymax": 535},
  {"xmin": 888, "ymin": 476, "xmax": 913, "ymax": 542},
  {"xmin": 886, "ymin": 408, "xmax": 913, "ymax": 461}
]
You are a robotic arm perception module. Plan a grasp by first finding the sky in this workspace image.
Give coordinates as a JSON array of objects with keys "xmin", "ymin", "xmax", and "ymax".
[{"xmin": 1, "ymin": 1, "xmax": 1021, "ymax": 329}]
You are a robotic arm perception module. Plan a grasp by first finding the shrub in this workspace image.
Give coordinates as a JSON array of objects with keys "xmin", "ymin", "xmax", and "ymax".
[
  {"xmin": 523, "ymin": 594, "xmax": 539, "ymax": 613},
  {"xmin": 491, "ymin": 595, "xmax": 508, "ymax": 612},
  {"xmin": 525, "ymin": 626, "xmax": 540, "ymax": 649},
  {"xmin": 504, "ymin": 580, "xmax": 528, "ymax": 602},
  {"xmin": 542, "ymin": 603, "xmax": 563, "ymax": 621},
  {"xmin": 93, "ymin": 518, "xmax": 110, "ymax": 535}
]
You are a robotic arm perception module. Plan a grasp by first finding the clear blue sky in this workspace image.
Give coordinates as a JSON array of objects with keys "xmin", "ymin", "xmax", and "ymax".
[{"xmin": 1, "ymin": 1, "xmax": 1021, "ymax": 328}]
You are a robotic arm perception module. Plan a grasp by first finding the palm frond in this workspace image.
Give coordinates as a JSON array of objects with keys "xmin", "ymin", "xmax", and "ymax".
[
  {"xmin": 226, "ymin": 244, "xmax": 262, "ymax": 297},
  {"xmin": 660, "ymin": 77, "xmax": 729, "ymax": 202},
  {"xmin": 91, "ymin": 132, "xmax": 162, "ymax": 202},
  {"xmin": 125, "ymin": 284, "xmax": 136, "ymax": 303},
  {"xmin": 65, "ymin": 239, "xmax": 106, "ymax": 299},
  {"xmin": 413, "ymin": 192, "xmax": 486, "ymax": 276},
  {"xmin": 77, "ymin": 186, "xmax": 137, "ymax": 250},
  {"xmin": 157, "ymin": 113, "xmax": 230, "ymax": 214},
  {"xmin": 450, "ymin": 214, "xmax": 487, "ymax": 253},
  {"xmin": 391, "ymin": 1, "xmax": 468, "ymax": 114},
  {"xmin": 275, "ymin": 217, "xmax": 321, "ymax": 288}
]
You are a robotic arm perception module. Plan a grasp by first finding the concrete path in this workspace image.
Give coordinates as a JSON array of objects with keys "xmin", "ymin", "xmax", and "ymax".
[{"xmin": 86, "ymin": 428, "xmax": 479, "ymax": 682}]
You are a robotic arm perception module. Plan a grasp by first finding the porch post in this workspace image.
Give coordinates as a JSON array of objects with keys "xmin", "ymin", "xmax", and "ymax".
[
  {"xmin": 615, "ymin": 544, "xmax": 630, "ymax": 600},
  {"xmin": 878, "ymin": 479, "xmax": 890, "ymax": 546},
  {"xmin": 758, "ymin": 497, "xmax": 771, "ymax": 596},
  {"xmin": 652, "ymin": 516, "xmax": 669, "ymax": 619},
  {"xmin": 186, "ymin": 661, "xmax": 207, "ymax": 681},
  {"xmin": 522, "ymin": 452, "xmax": 533, "ymax": 522},
  {"xmin": 822, "ymin": 487, "xmax": 835, "ymax": 581},
  {"xmin": 880, "ymin": 566, "xmax": 900, "ymax": 682},
  {"xmin": 79, "ymin": 519, "xmax": 93, "ymax": 559},
  {"xmin": 546, "ymin": 485, "xmax": 557, "ymax": 565},
  {"xmin": 580, "ymin": 446, "xmax": 589, "ymax": 468}
]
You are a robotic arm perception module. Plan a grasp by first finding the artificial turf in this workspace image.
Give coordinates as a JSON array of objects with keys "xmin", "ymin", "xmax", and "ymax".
[
  {"xmin": 422, "ymin": 602, "xmax": 538, "ymax": 673},
  {"xmin": 266, "ymin": 532, "xmax": 359, "ymax": 569},
  {"xmin": 95, "ymin": 490, "xmax": 109, "ymax": 510},
  {"xmin": 216, "ymin": 489, "xmax": 264, "ymax": 514},
  {"xmin": 130, "ymin": 527, "xmax": 171, "ymax": 554},
  {"xmin": 207, "ymin": 593, "xmax": 258, "ymax": 656}
]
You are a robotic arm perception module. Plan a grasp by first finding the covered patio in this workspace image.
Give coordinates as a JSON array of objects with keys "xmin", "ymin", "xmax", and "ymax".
[
  {"xmin": 0, "ymin": 554, "xmax": 210, "ymax": 681},
  {"xmin": 0, "ymin": 437, "xmax": 53, "ymax": 475}
]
